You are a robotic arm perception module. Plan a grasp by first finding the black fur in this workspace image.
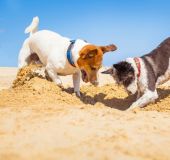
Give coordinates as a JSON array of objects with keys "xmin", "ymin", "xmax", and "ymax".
[
  {"xmin": 113, "ymin": 61, "xmax": 135, "ymax": 87},
  {"xmin": 142, "ymin": 37, "xmax": 170, "ymax": 91}
]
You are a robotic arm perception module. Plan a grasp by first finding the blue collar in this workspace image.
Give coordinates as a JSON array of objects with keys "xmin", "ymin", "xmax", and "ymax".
[{"xmin": 67, "ymin": 40, "xmax": 76, "ymax": 67}]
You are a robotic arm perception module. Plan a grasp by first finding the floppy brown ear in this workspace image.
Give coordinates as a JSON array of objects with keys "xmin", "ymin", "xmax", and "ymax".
[
  {"xmin": 100, "ymin": 44, "xmax": 117, "ymax": 54},
  {"xmin": 80, "ymin": 49, "xmax": 98, "ymax": 59}
]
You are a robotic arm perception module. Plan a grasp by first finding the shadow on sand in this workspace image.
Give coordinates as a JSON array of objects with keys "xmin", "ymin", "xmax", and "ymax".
[{"xmin": 63, "ymin": 87, "xmax": 170, "ymax": 111}]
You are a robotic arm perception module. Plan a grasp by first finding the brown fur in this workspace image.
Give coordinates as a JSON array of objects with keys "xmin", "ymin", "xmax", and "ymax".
[{"xmin": 77, "ymin": 44, "xmax": 117, "ymax": 83}]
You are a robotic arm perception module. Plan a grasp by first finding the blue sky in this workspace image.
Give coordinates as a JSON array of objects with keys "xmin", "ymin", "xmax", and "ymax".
[{"xmin": 0, "ymin": 0, "xmax": 170, "ymax": 67}]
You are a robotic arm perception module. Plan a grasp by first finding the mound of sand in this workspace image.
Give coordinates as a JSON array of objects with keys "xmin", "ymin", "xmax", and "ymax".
[
  {"xmin": 0, "ymin": 64, "xmax": 170, "ymax": 112},
  {"xmin": 12, "ymin": 64, "xmax": 51, "ymax": 88}
]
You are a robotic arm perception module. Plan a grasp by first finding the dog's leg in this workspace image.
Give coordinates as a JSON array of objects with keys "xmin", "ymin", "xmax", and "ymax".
[
  {"xmin": 127, "ymin": 89, "xmax": 158, "ymax": 110},
  {"xmin": 73, "ymin": 71, "xmax": 81, "ymax": 97},
  {"xmin": 46, "ymin": 65, "xmax": 62, "ymax": 87},
  {"xmin": 18, "ymin": 40, "xmax": 31, "ymax": 68},
  {"xmin": 136, "ymin": 90, "xmax": 141, "ymax": 100}
]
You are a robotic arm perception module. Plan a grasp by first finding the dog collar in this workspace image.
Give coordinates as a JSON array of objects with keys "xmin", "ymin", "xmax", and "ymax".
[
  {"xmin": 67, "ymin": 40, "xmax": 76, "ymax": 67},
  {"xmin": 134, "ymin": 57, "xmax": 141, "ymax": 78}
]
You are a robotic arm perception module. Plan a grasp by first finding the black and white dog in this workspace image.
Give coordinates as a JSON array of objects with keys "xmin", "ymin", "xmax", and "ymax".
[{"xmin": 102, "ymin": 37, "xmax": 170, "ymax": 110}]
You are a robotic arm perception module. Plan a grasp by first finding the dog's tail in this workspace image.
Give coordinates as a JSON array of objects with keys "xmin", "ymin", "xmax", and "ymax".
[{"xmin": 24, "ymin": 16, "xmax": 39, "ymax": 36}]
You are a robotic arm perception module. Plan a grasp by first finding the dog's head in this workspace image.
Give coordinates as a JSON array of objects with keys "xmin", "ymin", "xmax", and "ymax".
[
  {"xmin": 77, "ymin": 44, "xmax": 117, "ymax": 85},
  {"xmin": 102, "ymin": 61, "xmax": 137, "ymax": 94}
]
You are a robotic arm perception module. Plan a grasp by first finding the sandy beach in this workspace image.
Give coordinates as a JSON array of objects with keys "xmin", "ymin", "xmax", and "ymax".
[{"xmin": 0, "ymin": 66, "xmax": 170, "ymax": 160}]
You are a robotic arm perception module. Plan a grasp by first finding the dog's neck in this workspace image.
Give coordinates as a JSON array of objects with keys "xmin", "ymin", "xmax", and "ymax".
[{"xmin": 71, "ymin": 39, "xmax": 89, "ymax": 68}]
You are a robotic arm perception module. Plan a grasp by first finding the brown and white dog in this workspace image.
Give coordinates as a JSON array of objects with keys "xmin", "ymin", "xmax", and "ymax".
[
  {"xmin": 102, "ymin": 37, "xmax": 170, "ymax": 110},
  {"xmin": 18, "ymin": 17, "xmax": 117, "ymax": 96}
]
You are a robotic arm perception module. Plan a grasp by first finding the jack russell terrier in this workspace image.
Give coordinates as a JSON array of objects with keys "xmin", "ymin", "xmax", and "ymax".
[
  {"xmin": 102, "ymin": 37, "xmax": 170, "ymax": 110},
  {"xmin": 18, "ymin": 17, "xmax": 117, "ymax": 97}
]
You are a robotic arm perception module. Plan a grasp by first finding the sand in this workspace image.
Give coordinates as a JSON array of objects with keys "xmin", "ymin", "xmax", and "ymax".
[{"xmin": 0, "ymin": 65, "xmax": 170, "ymax": 160}]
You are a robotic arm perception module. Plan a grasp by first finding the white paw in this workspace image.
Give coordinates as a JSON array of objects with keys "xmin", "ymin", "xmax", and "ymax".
[
  {"xmin": 75, "ymin": 91, "xmax": 81, "ymax": 98},
  {"xmin": 127, "ymin": 104, "xmax": 138, "ymax": 111}
]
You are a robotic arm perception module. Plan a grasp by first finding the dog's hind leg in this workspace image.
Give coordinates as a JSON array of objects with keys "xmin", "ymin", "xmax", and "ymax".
[
  {"xmin": 18, "ymin": 39, "xmax": 31, "ymax": 68},
  {"xmin": 18, "ymin": 17, "xmax": 40, "ymax": 68},
  {"xmin": 73, "ymin": 71, "xmax": 81, "ymax": 97},
  {"xmin": 46, "ymin": 64, "xmax": 62, "ymax": 87}
]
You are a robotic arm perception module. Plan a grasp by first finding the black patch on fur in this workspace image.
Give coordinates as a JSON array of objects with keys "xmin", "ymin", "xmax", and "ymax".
[
  {"xmin": 142, "ymin": 58, "xmax": 156, "ymax": 91},
  {"xmin": 113, "ymin": 61, "xmax": 135, "ymax": 87},
  {"xmin": 142, "ymin": 37, "xmax": 170, "ymax": 78},
  {"xmin": 141, "ymin": 37, "xmax": 170, "ymax": 91}
]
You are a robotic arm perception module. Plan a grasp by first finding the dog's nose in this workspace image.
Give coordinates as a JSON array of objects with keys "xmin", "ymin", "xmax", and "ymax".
[{"xmin": 91, "ymin": 80, "xmax": 99, "ymax": 86}]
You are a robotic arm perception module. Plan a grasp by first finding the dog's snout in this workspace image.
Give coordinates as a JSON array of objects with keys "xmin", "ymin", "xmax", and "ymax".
[{"xmin": 91, "ymin": 80, "xmax": 99, "ymax": 86}]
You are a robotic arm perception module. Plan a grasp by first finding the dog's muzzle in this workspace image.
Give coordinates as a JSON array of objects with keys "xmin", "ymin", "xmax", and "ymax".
[{"xmin": 91, "ymin": 80, "xmax": 99, "ymax": 86}]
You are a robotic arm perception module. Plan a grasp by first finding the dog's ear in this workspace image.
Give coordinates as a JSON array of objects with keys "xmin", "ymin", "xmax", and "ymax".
[
  {"xmin": 100, "ymin": 44, "xmax": 117, "ymax": 54},
  {"xmin": 101, "ymin": 67, "xmax": 116, "ymax": 75},
  {"xmin": 80, "ymin": 48, "xmax": 98, "ymax": 59},
  {"xmin": 101, "ymin": 68, "xmax": 113, "ymax": 74}
]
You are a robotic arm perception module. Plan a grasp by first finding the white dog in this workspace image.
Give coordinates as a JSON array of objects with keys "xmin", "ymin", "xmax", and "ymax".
[{"xmin": 18, "ymin": 16, "xmax": 117, "ymax": 96}]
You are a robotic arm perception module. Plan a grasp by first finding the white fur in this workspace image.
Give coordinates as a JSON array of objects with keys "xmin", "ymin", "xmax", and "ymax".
[
  {"xmin": 125, "ymin": 58, "xmax": 158, "ymax": 110},
  {"xmin": 25, "ymin": 16, "xmax": 39, "ymax": 36},
  {"xmin": 18, "ymin": 17, "xmax": 89, "ymax": 96},
  {"xmin": 125, "ymin": 58, "xmax": 138, "ymax": 94}
]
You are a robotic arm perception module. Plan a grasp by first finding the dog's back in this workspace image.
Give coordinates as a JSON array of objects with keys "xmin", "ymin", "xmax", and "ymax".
[
  {"xmin": 142, "ymin": 37, "xmax": 170, "ymax": 85},
  {"xmin": 19, "ymin": 16, "xmax": 70, "ymax": 68}
]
